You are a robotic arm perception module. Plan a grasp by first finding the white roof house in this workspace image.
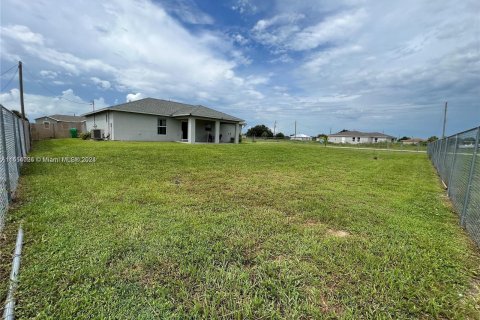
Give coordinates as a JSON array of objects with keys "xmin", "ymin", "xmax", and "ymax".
[
  {"xmin": 83, "ymin": 98, "xmax": 244, "ymax": 143},
  {"xmin": 290, "ymin": 134, "xmax": 312, "ymax": 141},
  {"xmin": 328, "ymin": 130, "xmax": 395, "ymax": 144}
]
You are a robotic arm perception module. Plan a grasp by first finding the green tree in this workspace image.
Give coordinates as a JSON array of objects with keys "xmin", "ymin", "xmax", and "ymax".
[
  {"xmin": 427, "ymin": 136, "xmax": 438, "ymax": 142},
  {"xmin": 246, "ymin": 125, "xmax": 273, "ymax": 137},
  {"xmin": 275, "ymin": 132, "xmax": 285, "ymax": 138},
  {"xmin": 399, "ymin": 136, "xmax": 410, "ymax": 141},
  {"xmin": 317, "ymin": 133, "xmax": 328, "ymax": 140}
]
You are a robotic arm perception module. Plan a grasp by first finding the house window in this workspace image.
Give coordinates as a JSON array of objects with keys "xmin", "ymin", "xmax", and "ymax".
[
  {"xmin": 357, "ymin": 137, "xmax": 360, "ymax": 142},
  {"xmin": 43, "ymin": 121, "xmax": 50, "ymax": 129},
  {"xmin": 352, "ymin": 137, "xmax": 355, "ymax": 142},
  {"xmin": 157, "ymin": 118, "xmax": 167, "ymax": 135},
  {"xmin": 374, "ymin": 137, "xmax": 378, "ymax": 143}
]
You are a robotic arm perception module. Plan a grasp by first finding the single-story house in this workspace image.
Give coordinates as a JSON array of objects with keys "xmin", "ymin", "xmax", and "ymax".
[
  {"xmin": 290, "ymin": 134, "xmax": 312, "ymax": 141},
  {"xmin": 401, "ymin": 138, "xmax": 425, "ymax": 145},
  {"xmin": 35, "ymin": 114, "xmax": 86, "ymax": 131},
  {"xmin": 328, "ymin": 130, "xmax": 395, "ymax": 144},
  {"xmin": 83, "ymin": 98, "xmax": 244, "ymax": 143}
]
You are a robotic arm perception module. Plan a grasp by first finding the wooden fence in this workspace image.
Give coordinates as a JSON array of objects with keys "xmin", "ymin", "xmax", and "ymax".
[{"xmin": 30, "ymin": 122, "xmax": 86, "ymax": 140}]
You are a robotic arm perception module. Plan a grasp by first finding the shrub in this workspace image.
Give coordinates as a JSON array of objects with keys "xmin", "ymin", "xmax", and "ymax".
[{"xmin": 80, "ymin": 132, "xmax": 91, "ymax": 140}]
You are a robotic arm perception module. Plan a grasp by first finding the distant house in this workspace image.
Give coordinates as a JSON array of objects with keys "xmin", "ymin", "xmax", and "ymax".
[
  {"xmin": 83, "ymin": 98, "xmax": 244, "ymax": 143},
  {"xmin": 35, "ymin": 114, "xmax": 86, "ymax": 131},
  {"xmin": 402, "ymin": 138, "xmax": 425, "ymax": 145},
  {"xmin": 290, "ymin": 134, "xmax": 312, "ymax": 141},
  {"xmin": 328, "ymin": 130, "xmax": 395, "ymax": 144}
]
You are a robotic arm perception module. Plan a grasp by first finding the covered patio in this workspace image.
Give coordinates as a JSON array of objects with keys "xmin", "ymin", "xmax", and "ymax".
[{"xmin": 185, "ymin": 117, "xmax": 240, "ymax": 144}]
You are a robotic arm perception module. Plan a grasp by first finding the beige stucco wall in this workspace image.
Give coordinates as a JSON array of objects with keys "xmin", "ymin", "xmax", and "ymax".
[
  {"xmin": 85, "ymin": 111, "xmax": 113, "ymax": 138},
  {"xmin": 85, "ymin": 112, "xmax": 241, "ymax": 143},
  {"xmin": 112, "ymin": 112, "xmax": 182, "ymax": 141},
  {"xmin": 87, "ymin": 111, "xmax": 181, "ymax": 141}
]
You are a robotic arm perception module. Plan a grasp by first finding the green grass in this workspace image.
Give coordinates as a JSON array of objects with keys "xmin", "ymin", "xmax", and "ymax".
[
  {"xmin": 1, "ymin": 139, "xmax": 479, "ymax": 319},
  {"xmin": 246, "ymin": 138, "xmax": 427, "ymax": 152}
]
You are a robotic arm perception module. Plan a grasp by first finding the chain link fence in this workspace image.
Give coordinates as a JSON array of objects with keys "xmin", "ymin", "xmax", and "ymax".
[
  {"xmin": 0, "ymin": 105, "xmax": 31, "ymax": 231},
  {"xmin": 428, "ymin": 126, "xmax": 480, "ymax": 247}
]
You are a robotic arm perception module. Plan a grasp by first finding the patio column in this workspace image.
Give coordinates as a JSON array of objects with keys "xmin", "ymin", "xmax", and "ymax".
[
  {"xmin": 188, "ymin": 117, "xmax": 196, "ymax": 143},
  {"xmin": 214, "ymin": 120, "xmax": 220, "ymax": 144},
  {"xmin": 234, "ymin": 123, "xmax": 240, "ymax": 144}
]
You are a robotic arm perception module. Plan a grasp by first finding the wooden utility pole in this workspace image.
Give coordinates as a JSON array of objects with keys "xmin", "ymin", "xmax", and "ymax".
[
  {"xmin": 92, "ymin": 100, "xmax": 96, "ymax": 128},
  {"xmin": 18, "ymin": 61, "xmax": 25, "ymax": 119},
  {"xmin": 442, "ymin": 101, "xmax": 448, "ymax": 139},
  {"xmin": 294, "ymin": 120, "xmax": 297, "ymax": 138}
]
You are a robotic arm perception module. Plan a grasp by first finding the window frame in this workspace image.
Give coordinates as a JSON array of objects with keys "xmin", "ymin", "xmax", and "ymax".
[
  {"xmin": 43, "ymin": 121, "xmax": 50, "ymax": 129},
  {"xmin": 157, "ymin": 118, "xmax": 167, "ymax": 135}
]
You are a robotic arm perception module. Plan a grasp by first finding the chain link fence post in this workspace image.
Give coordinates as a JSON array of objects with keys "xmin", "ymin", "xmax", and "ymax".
[
  {"xmin": 447, "ymin": 134, "xmax": 459, "ymax": 197},
  {"xmin": 12, "ymin": 113, "xmax": 21, "ymax": 176}
]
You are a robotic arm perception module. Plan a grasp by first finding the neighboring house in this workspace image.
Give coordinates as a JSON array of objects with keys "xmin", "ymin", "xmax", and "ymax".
[
  {"xmin": 402, "ymin": 138, "xmax": 425, "ymax": 145},
  {"xmin": 328, "ymin": 130, "xmax": 395, "ymax": 144},
  {"xmin": 290, "ymin": 134, "xmax": 312, "ymax": 141},
  {"xmin": 83, "ymin": 98, "xmax": 244, "ymax": 143},
  {"xmin": 35, "ymin": 114, "xmax": 86, "ymax": 131}
]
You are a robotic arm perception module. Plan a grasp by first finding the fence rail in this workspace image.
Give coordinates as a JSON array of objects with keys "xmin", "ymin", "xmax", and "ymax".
[
  {"xmin": 0, "ymin": 105, "xmax": 30, "ymax": 231},
  {"xmin": 428, "ymin": 126, "xmax": 480, "ymax": 247}
]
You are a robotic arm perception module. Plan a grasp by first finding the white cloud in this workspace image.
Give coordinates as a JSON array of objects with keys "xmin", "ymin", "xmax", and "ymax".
[
  {"xmin": 0, "ymin": 0, "xmax": 256, "ymax": 103},
  {"xmin": 39, "ymin": 70, "xmax": 57, "ymax": 79},
  {"xmin": 252, "ymin": 10, "xmax": 365, "ymax": 52},
  {"xmin": 231, "ymin": 0, "xmax": 258, "ymax": 14},
  {"xmin": 0, "ymin": 88, "xmax": 106, "ymax": 119},
  {"xmin": 303, "ymin": 45, "xmax": 363, "ymax": 71},
  {"xmin": 162, "ymin": 0, "xmax": 214, "ymax": 25},
  {"xmin": 1, "ymin": 25, "xmax": 44, "ymax": 44},
  {"xmin": 233, "ymin": 33, "xmax": 249, "ymax": 45},
  {"xmin": 90, "ymin": 77, "xmax": 111, "ymax": 89},
  {"xmin": 290, "ymin": 10, "xmax": 366, "ymax": 50},
  {"xmin": 126, "ymin": 93, "xmax": 145, "ymax": 102}
]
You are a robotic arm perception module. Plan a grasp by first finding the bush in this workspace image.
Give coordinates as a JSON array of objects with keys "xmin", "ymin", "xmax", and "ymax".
[{"xmin": 80, "ymin": 132, "xmax": 91, "ymax": 140}]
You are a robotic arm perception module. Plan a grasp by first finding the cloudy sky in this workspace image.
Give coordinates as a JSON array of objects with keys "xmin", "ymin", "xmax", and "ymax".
[{"xmin": 0, "ymin": 0, "xmax": 479, "ymax": 137}]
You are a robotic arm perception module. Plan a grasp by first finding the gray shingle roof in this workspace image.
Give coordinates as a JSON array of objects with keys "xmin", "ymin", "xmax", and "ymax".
[
  {"xmin": 36, "ymin": 114, "xmax": 86, "ymax": 122},
  {"xmin": 329, "ymin": 130, "xmax": 394, "ymax": 138},
  {"xmin": 82, "ymin": 98, "xmax": 244, "ymax": 122}
]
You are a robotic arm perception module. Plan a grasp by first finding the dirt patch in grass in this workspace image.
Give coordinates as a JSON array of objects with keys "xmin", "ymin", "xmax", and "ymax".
[{"xmin": 326, "ymin": 229, "xmax": 350, "ymax": 237}]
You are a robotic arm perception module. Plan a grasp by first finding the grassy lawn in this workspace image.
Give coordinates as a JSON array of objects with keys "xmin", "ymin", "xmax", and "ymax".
[
  {"xmin": 1, "ymin": 139, "xmax": 479, "ymax": 319},
  {"xmin": 246, "ymin": 139, "xmax": 427, "ymax": 152}
]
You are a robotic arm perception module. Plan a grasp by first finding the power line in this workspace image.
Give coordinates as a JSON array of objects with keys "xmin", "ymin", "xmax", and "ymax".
[
  {"xmin": 0, "ymin": 68, "xmax": 18, "ymax": 92},
  {"xmin": 0, "ymin": 64, "xmax": 17, "ymax": 76},
  {"xmin": 22, "ymin": 63, "xmax": 92, "ymax": 105}
]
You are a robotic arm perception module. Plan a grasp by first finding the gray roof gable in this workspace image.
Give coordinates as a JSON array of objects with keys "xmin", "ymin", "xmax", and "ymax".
[
  {"xmin": 36, "ymin": 114, "xmax": 86, "ymax": 122},
  {"xmin": 82, "ymin": 98, "xmax": 244, "ymax": 122}
]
